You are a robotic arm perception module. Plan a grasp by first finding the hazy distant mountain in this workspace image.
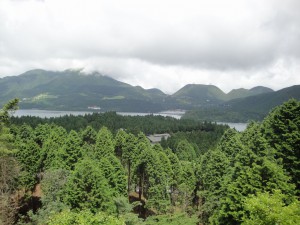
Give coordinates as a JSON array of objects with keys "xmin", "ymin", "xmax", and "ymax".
[
  {"xmin": 228, "ymin": 85, "xmax": 300, "ymax": 115},
  {"xmin": 0, "ymin": 69, "xmax": 167, "ymax": 112},
  {"xmin": 183, "ymin": 85, "xmax": 300, "ymax": 122},
  {"xmin": 171, "ymin": 84, "xmax": 227, "ymax": 107},
  {"xmin": 227, "ymin": 86, "xmax": 274, "ymax": 100},
  {"xmin": 170, "ymin": 84, "xmax": 273, "ymax": 107},
  {"xmin": 0, "ymin": 69, "xmax": 298, "ymax": 117}
]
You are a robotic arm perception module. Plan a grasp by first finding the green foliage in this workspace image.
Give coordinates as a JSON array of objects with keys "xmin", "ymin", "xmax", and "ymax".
[
  {"xmin": 95, "ymin": 126, "xmax": 115, "ymax": 158},
  {"xmin": 178, "ymin": 161, "xmax": 196, "ymax": 212},
  {"xmin": 41, "ymin": 169, "xmax": 69, "ymax": 205},
  {"xmin": 16, "ymin": 139, "xmax": 41, "ymax": 189},
  {"xmin": 242, "ymin": 190, "xmax": 300, "ymax": 225},
  {"xmin": 99, "ymin": 155, "xmax": 127, "ymax": 197},
  {"xmin": 3, "ymin": 98, "xmax": 300, "ymax": 225},
  {"xmin": 41, "ymin": 125, "xmax": 68, "ymax": 170},
  {"xmin": 262, "ymin": 99, "xmax": 300, "ymax": 192},
  {"xmin": 217, "ymin": 128, "xmax": 243, "ymax": 161},
  {"xmin": 0, "ymin": 98, "xmax": 19, "ymax": 127},
  {"xmin": 81, "ymin": 125, "xmax": 97, "ymax": 145},
  {"xmin": 211, "ymin": 123, "xmax": 296, "ymax": 224},
  {"xmin": 62, "ymin": 158, "xmax": 116, "ymax": 213},
  {"xmin": 19, "ymin": 201, "xmax": 69, "ymax": 225},
  {"xmin": 0, "ymin": 99, "xmax": 19, "ymax": 225},
  {"xmin": 175, "ymin": 140, "xmax": 196, "ymax": 161},
  {"xmin": 47, "ymin": 209, "xmax": 125, "ymax": 225},
  {"xmin": 60, "ymin": 130, "xmax": 83, "ymax": 170},
  {"xmin": 143, "ymin": 213, "xmax": 198, "ymax": 225},
  {"xmin": 197, "ymin": 149, "xmax": 230, "ymax": 223},
  {"xmin": 12, "ymin": 110, "xmax": 227, "ymax": 136}
]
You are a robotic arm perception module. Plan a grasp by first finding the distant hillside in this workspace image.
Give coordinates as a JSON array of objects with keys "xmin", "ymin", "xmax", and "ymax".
[
  {"xmin": 170, "ymin": 84, "xmax": 273, "ymax": 108},
  {"xmin": 171, "ymin": 84, "xmax": 227, "ymax": 107},
  {"xmin": 0, "ymin": 69, "xmax": 297, "ymax": 116},
  {"xmin": 0, "ymin": 69, "xmax": 167, "ymax": 112},
  {"xmin": 183, "ymin": 85, "xmax": 300, "ymax": 122},
  {"xmin": 229, "ymin": 85, "xmax": 300, "ymax": 115},
  {"xmin": 227, "ymin": 86, "xmax": 274, "ymax": 100}
]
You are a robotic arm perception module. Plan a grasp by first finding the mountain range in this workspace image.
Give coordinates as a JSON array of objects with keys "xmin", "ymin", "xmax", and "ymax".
[{"xmin": 0, "ymin": 69, "xmax": 299, "ymax": 121}]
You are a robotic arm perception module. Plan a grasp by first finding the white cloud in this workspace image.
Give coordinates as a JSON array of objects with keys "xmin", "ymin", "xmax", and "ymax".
[{"xmin": 0, "ymin": 0, "xmax": 299, "ymax": 93}]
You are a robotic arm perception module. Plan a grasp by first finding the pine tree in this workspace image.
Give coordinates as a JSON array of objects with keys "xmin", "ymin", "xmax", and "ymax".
[
  {"xmin": 99, "ymin": 154, "xmax": 127, "ymax": 197},
  {"xmin": 62, "ymin": 158, "xmax": 116, "ymax": 213},
  {"xmin": 60, "ymin": 130, "xmax": 83, "ymax": 170},
  {"xmin": 197, "ymin": 149, "xmax": 230, "ymax": 224},
  {"xmin": 212, "ymin": 141, "xmax": 295, "ymax": 224},
  {"xmin": 114, "ymin": 129, "xmax": 128, "ymax": 159},
  {"xmin": 175, "ymin": 139, "xmax": 196, "ymax": 161},
  {"xmin": 81, "ymin": 125, "xmax": 97, "ymax": 145},
  {"xmin": 122, "ymin": 133, "xmax": 138, "ymax": 195},
  {"xmin": 262, "ymin": 99, "xmax": 300, "ymax": 192},
  {"xmin": 41, "ymin": 126, "xmax": 68, "ymax": 170},
  {"xmin": 95, "ymin": 126, "xmax": 115, "ymax": 158}
]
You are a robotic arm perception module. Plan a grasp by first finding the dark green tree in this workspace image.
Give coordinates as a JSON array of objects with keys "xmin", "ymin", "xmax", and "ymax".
[
  {"xmin": 81, "ymin": 125, "xmax": 97, "ymax": 145},
  {"xmin": 41, "ymin": 126, "xmax": 68, "ymax": 170},
  {"xmin": 60, "ymin": 130, "xmax": 83, "ymax": 170},
  {"xmin": 99, "ymin": 154, "xmax": 127, "ymax": 197},
  {"xmin": 262, "ymin": 99, "xmax": 300, "ymax": 192},
  {"xmin": 175, "ymin": 139, "xmax": 196, "ymax": 161},
  {"xmin": 197, "ymin": 149, "xmax": 230, "ymax": 224},
  {"xmin": 114, "ymin": 129, "xmax": 128, "ymax": 159},
  {"xmin": 16, "ymin": 139, "xmax": 41, "ymax": 189},
  {"xmin": 122, "ymin": 133, "xmax": 138, "ymax": 195},
  {"xmin": 95, "ymin": 126, "xmax": 115, "ymax": 158},
  {"xmin": 211, "ymin": 143, "xmax": 295, "ymax": 224},
  {"xmin": 62, "ymin": 158, "xmax": 115, "ymax": 213}
]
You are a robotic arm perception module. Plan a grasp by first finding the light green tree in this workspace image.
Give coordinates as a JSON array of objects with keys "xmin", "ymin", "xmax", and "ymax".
[{"xmin": 242, "ymin": 190, "xmax": 300, "ymax": 225}]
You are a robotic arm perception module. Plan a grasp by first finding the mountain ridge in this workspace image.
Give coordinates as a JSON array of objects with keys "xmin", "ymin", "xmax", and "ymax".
[{"xmin": 1, "ymin": 69, "xmax": 299, "ymax": 120}]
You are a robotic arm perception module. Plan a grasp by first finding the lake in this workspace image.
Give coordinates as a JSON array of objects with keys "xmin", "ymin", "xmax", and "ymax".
[
  {"xmin": 217, "ymin": 122, "xmax": 248, "ymax": 132},
  {"xmin": 12, "ymin": 109, "xmax": 247, "ymax": 131},
  {"xmin": 12, "ymin": 109, "xmax": 183, "ymax": 119}
]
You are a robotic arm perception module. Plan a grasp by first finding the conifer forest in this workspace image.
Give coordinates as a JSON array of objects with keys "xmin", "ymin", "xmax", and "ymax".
[{"xmin": 1, "ymin": 98, "xmax": 300, "ymax": 225}]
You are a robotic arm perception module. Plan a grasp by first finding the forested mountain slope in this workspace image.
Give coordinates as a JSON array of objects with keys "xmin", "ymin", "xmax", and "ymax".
[
  {"xmin": 0, "ymin": 69, "xmax": 276, "ymax": 113},
  {"xmin": 226, "ymin": 86, "xmax": 274, "ymax": 100},
  {"xmin": 0, "ymin": 69, "xmax": 167, "ymax": 112},
  {"xmin": 183, "ymin": 85, "xmax": 300, "ymax": 122}
]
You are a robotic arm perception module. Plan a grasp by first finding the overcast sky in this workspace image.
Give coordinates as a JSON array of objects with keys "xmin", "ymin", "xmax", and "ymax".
[{"xmin": 0, "ymin": 0, "xmax": 299, "ymax": 94}]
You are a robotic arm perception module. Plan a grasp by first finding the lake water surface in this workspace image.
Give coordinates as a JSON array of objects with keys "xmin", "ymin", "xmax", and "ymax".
[{"xmin": 13, "ymin": 109, "xmax": 247, "ymax": 131}]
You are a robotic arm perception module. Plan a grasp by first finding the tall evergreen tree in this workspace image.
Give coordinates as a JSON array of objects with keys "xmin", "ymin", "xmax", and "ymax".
[
  {"xmin": 262, "ymin": 99, "xmax": 300, "ymax": 192},
  {"xmin": 175, "ymin": 139, "xmax": 196, "ymax": 161},
  {"xmin": 197, "ymin": 149, "xmax": 230, "ymax": 224},
  {"xmin": 95, "ymin": 126, "xmax": 115, "ymax": 158},
  {"xmin": 122, "ymin": 133, "xmax": 138, "ymax": 195},
  {"xmin": 211, "ymin": 139, "xmax": 295, "ymax": 224},
  {"xmin": 62, "ymin": 158, "xmax": 116, "ymax": 213},
  {"xmin": 60, "ymin": 130, "xmax": 83, "ymax": 170}
]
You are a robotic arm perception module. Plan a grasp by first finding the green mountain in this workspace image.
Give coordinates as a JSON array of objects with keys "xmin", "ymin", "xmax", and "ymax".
[
  {"xmin": 171, "ymin": 84, "xmax": 227, "ymax": 108},
  {"xmin": 0, "ymin": 69, "xmax": 167, "ymax": 112},
  {"xmin": 183, "ymin": 85, "xmax": 300, "ymax": 122},
  {"xmin": 1, "ymin": 69, "xmax": 297, "ymax": 118},
  {"xmin": 171, "ymin": 84, "xmax": 273, "ymax": 108},
  {"xmin": 227, "ymin": 86, "xmax": 274, "ymax": 100},
  {"xmin": 229, "ymin": 85, "xmax": 300, "ymax": 116}
]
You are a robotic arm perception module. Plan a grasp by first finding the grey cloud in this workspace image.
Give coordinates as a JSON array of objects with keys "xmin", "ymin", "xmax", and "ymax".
[{"xmin": 0, "ymin": 0, "xmax": 299, "ymax": 93}]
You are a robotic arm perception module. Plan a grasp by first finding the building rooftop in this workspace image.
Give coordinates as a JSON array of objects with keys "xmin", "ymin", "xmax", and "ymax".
[{"xmin": 146, "ymin": 133, "xmax": 171, "ymax": 144}]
